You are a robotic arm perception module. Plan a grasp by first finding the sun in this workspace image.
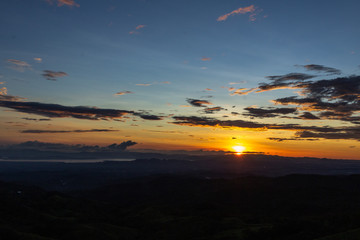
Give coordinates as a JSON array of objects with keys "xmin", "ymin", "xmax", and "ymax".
[{"xmin": 232, "ymin": 145, "xmax": 246, "ymax": 155}]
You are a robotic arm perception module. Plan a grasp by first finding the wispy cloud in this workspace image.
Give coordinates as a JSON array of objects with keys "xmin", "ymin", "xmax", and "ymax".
[
  {"xmin": 114, "ymin": 91, "xmax": 133, "ymax": 96},
  {"xmin": 34, "ymin": 58, "xmax": 42, "ymax": 63},
  {"xmin": 7, "ymin": 59, "xmax": 31, "ymax": 72},
  {"xmin": 129, "ymin": 24, "xmax": 146, "ymax": 35},
  {"xmin": 8, "ymin": 140, "xmax": 137, "ymax": 152},
  {"xmin": 21, "ymin": 129, "xmax": 118, "ymax": 134},
  {"xmin": 46, "ymin": 0, "xmax": 80, "ymax": 7},
  {"xmin": 201, "ymin": 57, "xmax": 211, "ymax": 61},
  {"xmin": 135, "ymin": 25, "xmax": 146, "ymax": 30},
  {"xmin": 42, "ymin": 70, "xmax": 68, "ymax": 81},
  {"xmin": 297, "ymin": 64, "xmax": 341, "ymax": 75},
  {"xmin": 217, "ymin": 5, "xmax": 256, "ymax": 21},
  {"xmin": 21, "ymin": 118, "xmax": 51, "ymax": 121},
  {"xmin": 136, "ymin": 81, "xmax": 171, "ymax": 86},
  {"xmin": 186, "ymin": 98, "xmax": 212, "ymax": 107}
]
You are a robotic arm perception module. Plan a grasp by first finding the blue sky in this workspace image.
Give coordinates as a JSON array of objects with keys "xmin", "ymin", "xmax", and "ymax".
[{"xmin": 1, "ymin": 0, "xmax": 360, "ymax": 159}]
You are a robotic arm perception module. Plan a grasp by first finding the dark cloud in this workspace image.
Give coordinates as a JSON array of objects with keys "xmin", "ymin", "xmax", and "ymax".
[
  {"xmin": 266, "ymin": 73, "xmax": 316, "ymax": 82},
  {"xmin": 6, "ymin": 140, "xmax": 136, "ymax": 152},
  {"xmin": 0, "ymin": 94, "xmax": 25, "ymax": 101},
  {"xmin": 172, "ymin": 115, "xmax": 360, "ymax": 141},
  {"xmin": 203, "ymin": 106, "xmax": 226, "ymax": 114},
  {"xmin": 268, "ymin": 137, "xmax": 320, "ymax": 142},
  {"xmin": 243, "ymin": 107, "xmax": 297, "ymax": 118},
  {"xmin": 134, "ymin": 111, "xmax": 164, "ymax": 120},
  {"xmin": 136, "ymin": 114, "xmax": 163, "ymax": 120},
  {"xmin": 300, "ymin": 64, "xmax": 341, "ymax": 75},
  {"xmin": 0, "ymin": 100, "xmax": 133, "ymax": 120},
  {"xmin": 186, "ymin": 98, "xmax": 212, "ymax": 107},
  {"xmin": 21, "ymin": 129, "xmax": 119, "ymax": 134},
  {"xmin": 299, "ymin": 112, "xmax": 320, "ymax": 120},
  {"xmin": 42, "ymin": 70, "xmax": 68, "ymax": 81},
  {"xmin": 21, "ymin": 118, "xmax": 51, "ymax": 121},
  {"xmin": 296, "ymin": 129, "xmax": 360, "ymax": 141}
]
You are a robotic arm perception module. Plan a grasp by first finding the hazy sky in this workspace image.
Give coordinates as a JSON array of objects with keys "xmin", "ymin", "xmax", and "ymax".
[{"xmin": 1, "ymin": 0, "xmax": 360, "ymax": 159}]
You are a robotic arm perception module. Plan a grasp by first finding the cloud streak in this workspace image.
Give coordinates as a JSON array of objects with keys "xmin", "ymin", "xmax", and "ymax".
[
  {"xmin": 186, "ymin": 98, "xmax": 212, "ymax": 107},
  {"xmin": 21, "ymin": 129, "xmax": 119, "ymax": 134},
  {"xmin": 42, "ymin": 70, "xmax": 68, "ymax": 81},
  {"xmin": 114, "ymin": 91, "xmax": 133, "ymax": 96},
  {"xmin": 217, "ymin": 5, "xmax": 256, "ymax": 21}
]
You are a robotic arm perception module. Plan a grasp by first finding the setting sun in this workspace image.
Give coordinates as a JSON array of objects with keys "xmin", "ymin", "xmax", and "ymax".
[{"xmin": 232, "ymin": 146, "xmax": 246, "ymax": 155}]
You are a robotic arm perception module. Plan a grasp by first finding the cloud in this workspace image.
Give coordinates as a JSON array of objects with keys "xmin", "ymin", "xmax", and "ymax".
[
  {"xmin": 114, "ymin": 91, "xmax": 133, "ymax": 96},
  {"xmin": 230, "ymin": 87, "xmax": 258, "ymax": 96},
  {"xmin": 299, "ymin": 64, "xmax": 341, "ymax": 75},
  {"xmin": 21, "ymin": 129, "xmax": 119, "ymax": 134},
  {"xmin": 205, "ymin": 88, "xmax": 213, "ymax": 91},
  {"xmin": 186, "ymin": 98, "xmax": 212, "ymax": 107},
  {"xmin": 7, "ymin": 59, "xmax": 31, "ymax": 72},
  {"xmin": 129, "ymin": 24, "xmax": 146, "ymax": 35},
  {"xmin": 134, "ymin": 113, "xmax": 163, "ymax": 120},
  {"xmin": 266, "ymin": 73, "xmax": 316, "ymax": 82},
  {"xmin": 7, "ymin": 140, "xmax": 136, "ymax": 152},
  {"xmin": 217, "ymin": 5, "xmax": 256, "ymax": 21},
  {"xmin": 268, "ymin": 137, "xmax": 320, "ymax": 142},
  {"xmin": 203, "ymin": 106, "xmax": 226, "ymax": 114},
  {"xmin": 243, "ymin": 107, "xmax": 297, "ymax": 118},
  {"xmin": 299, "ymin": 112, "xmax": 320, "ymax": 120},
  {"xmin": 46, "ymin": 0, "xmax": 80, "ymax": 7},
  {"xmin": 136, "ymin": 83, "xmax": 152, "ymax": 86},
  {"xmin": 135, "ymin": 25, "xmax": 146, "ymax": 30},
  {"xmin": 34, "ymin": 58, "xmax": 42, "ymax": 63},
  {"xmin": 21, "ymin": 118, "xmax": 51, "ymax": 121},
  {"xmin": 201, "ymin": 57, "xmax": 211, "ymax": 61},
  {"xmin": 0, "ymin": 100, "xmax": 134, "ymax": 120},
  {"xmin": 42, "ymin": 70, "xmax": 68, "ymax": 81},
  {"xmin": 0, "ymin": 87, "xmax": 7, "ymax": 95},
  {"xmin": 172, "ymin": 115, "xmax": 358, "ymax": 136}
]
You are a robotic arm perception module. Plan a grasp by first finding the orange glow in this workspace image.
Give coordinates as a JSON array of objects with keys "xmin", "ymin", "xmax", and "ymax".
[{"xmin": 232, "ymin": 145, "xmax": 246, "ymax": 155}]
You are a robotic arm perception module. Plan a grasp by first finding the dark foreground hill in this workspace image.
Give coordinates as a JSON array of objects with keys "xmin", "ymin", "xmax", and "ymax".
[{"xmin": 2, "ymin": 175, "xmax": 360, "ymax": 240}]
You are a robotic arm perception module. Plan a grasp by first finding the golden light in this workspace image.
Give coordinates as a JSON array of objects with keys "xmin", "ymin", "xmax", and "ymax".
[{"xmin": 232, "ymin": 145, "xmax": 246, "ymax": 155}]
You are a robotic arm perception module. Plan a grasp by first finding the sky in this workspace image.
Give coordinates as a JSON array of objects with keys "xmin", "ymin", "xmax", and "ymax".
[{"xmin": 0, "ymin": 0, "xmax": 360, "ymax": 159}]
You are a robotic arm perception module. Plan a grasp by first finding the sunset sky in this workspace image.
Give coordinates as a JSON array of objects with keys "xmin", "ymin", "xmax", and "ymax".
[{"xmin": 1, "ymin": 0, "xmax": 360, "ymax": 159}]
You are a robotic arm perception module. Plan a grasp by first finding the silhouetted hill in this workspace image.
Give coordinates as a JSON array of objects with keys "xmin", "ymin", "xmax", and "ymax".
[{"xmin": 2, "ymin": 175, "xmax": 360, "ymax": 239}]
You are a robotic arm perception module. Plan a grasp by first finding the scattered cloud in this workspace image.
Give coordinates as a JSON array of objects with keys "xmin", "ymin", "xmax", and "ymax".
[
  {"xmin": 0, "ymin": 100, "xmax": 134, "ymax": 120},
  {"xmin": 129, "ymin": 24, "xmax": 146, "ymax": 34},
  {"xmin": 298, "ymin": 64, "xmax": 341, "ymax": 75},
  {"xmin": 6, "ymin": 140, "xmax": 136, "ymax": 152},
  {"xmin": 34, "ymin": 58, "xmax": 42, "ymax": 63},
  {"xmin": 217, "ymin": 5, "xmax": 256, "ymax": 21},
  {"xmin": 7, "ymin": 59, "xmax": 31, "ymax": 72},
  {"xmin": 42, "ymin": 70, "xmax": 68, "ymax": 81},
  {"xmin": 229, "ymin": 81, "xmax": 246, "ymax": 85},
  {"xmin": 205, "ymin": 88, "xmax": 213, "ymax": 91},
  {"xmin": 46, "ymin": 0, "xmax": 80, "ymax": 7},
  {"xmin": 135, "ymin": 25, "xmax": 146, "ymax": 30},
  {"xmin": 201, "ymin": 57, "xmax": 211, "ymax": 61},
  {"xmin": 136, "ymin": 83, "xmax": 152, "ymax": 86},
  {"xmin": 186, "ymin": 98, "xmax": 212, "ymax": 107},
  {"xmin": 21, "ymin": 129, "xmax": 119, "ymax": 134},
  {"xmin": 266, "ymin": 73, "xmax": 316, "ymax": 82},
  {"xmin": 243, "ymin": 107, "xmax": 297, "ymax": 118},
  {"xmin": 114, "ymin": 91, "xmax": 133, "ymax": 96},
  {"xmin": 0, "ymin": 87, "xmax": 7, "ymax": 96},
  {"xmin": 21, "ymin": 118, "xmax": 51, "ymax": 121},
  {"xmin": 203, "ymin": 106, "xmax": 226, "ymax": 114}
]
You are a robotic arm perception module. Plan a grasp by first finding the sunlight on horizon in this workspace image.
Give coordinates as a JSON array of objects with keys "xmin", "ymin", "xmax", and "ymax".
[{"xmin": 232, "ymin": 145, "xmax": 246, "ymax": 155}]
